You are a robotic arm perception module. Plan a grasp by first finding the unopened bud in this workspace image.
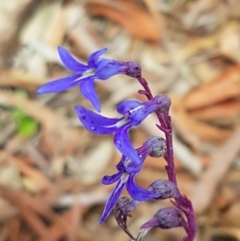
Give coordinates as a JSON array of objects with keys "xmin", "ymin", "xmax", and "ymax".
[
  {"xmin": 124, "ymin": 61, "xmax": 141, "ymax": 78},
  {"xmin": 148, "ymin": 179, "xmax": 179, "ymax": 199},
  {"xmin": 141, "ymin": 136, "xmax": 166, "ymax": 158},
  {"xmin": 152, "ymin": 95, "xmax": 171, "ymax": 114},
  {"xmin": 141, "ymin": 207, "xmax": 187, "ymax": 230}
]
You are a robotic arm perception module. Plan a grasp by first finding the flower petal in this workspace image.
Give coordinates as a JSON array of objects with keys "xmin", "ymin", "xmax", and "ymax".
[
  {"xmin": 58, "ymin": 47, "xmax": 88, "ymax": 72},
  {"xmin": 102, "ymin": 171, "xmax": 123, "ymax": 185},
  {"xmin": 116, "ymin": 156, "xmax": 127, "ymax": 172},
  {"xmin": 94, "ymin": 58, "xmax": 114, "ymax": 71},
  {"xmin": 88, "ymin": 48, "xmax": 107, "ymax": 68},
  {"xmin": 100, "ymin": 179, "xmax": 126, "ymax": 224},
  {"xmin": 74, "ymin": 106, "xmax": 120, "ymax": 134},
  {"xmin": 128, "ymin": 102, "xmax": 157, "ymax": 126},
  {"xmin": 97, "ymin": 63, "xmax": 126, "ymax": 80},
  {"xmin": 114, "ymin": 125, "xmax": 140, "ymax": 167},
  {"xmin": 79, "ymin": 78, "xmax": 101, "ymax": 112},
  {"xmin": 36, "ymin": 74, "xmax": 82, "ymax": 94},
  {"xmin": 117, "ymin": 100, "xmax": 142, "ymax": 115},
  {"xmin": 124, "ymin": 151, "xmax": 147, "ymax": 174},
  {"xmin": 126, "ymin": 175, "xmax": 160, "ymax": 201}
]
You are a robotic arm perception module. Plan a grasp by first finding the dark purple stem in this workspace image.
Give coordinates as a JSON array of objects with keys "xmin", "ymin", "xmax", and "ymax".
[{"xmin": 137, "ymin": 77, "xmax": 196, "ymax": 241}]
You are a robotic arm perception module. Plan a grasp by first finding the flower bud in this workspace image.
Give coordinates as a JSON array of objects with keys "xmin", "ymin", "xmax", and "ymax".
[
  {"xmin": 138, "ymin": 136, "xmax": 166, "ymax": 158},
  {"xmin": 152, "ymin": 95, "xmax": 171, "ymax": 114},
  {"xmin": 144, "ymin": 136, "xmax": 166, "ymax": 158},
  {"xmin": 123, "ymin": 61, "xmax": 141, "ymax": 78},
  {"xmin": 148, "ymin": 179, "xmax": 179, "ymax": 199},
  {"xmin": 141, "ymin": 207, "xmax": 187, "ymax": 230},
  {"xmin": 135, "ymin": 208, "xmax": 187, "ymax": 241}
]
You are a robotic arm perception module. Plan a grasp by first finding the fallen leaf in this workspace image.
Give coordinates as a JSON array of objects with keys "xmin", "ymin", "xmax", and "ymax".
[
  {"xmin": 184, "ymin": 65, "xmax": 240, "ymax": 110},
  {"xmin": 85, "ymin": 0, "xmax": 160, "ymax": 41}
]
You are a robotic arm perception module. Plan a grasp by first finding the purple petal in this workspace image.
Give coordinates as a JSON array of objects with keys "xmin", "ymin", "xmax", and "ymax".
[
  {"xmin": 124, "ymin": 152, "xmax": 148, "ymax": 174},
  {"xmin": 94, "ymin": 58, "xmax": 114, "ymax": 71},
  {"xmin": 127, "ymin": 102, "xmax": 156, "ymax": 126},
  {"xmin": 97, "ymin": 64, "xmax": 126, "ymax": 80},
  {"xmin": 79, "ymin": 78, "xmax": 101, "ymax": 112},
  {"xmin": 117, "ymin": 100, "xmax": 142, "ymax": 115},
  {"xmin": 58, "ymin": 47, "xmax": 88, "ymax": 72},
  {"xmin": 114, "ymin": 125, "xmax": 140, "ymax": 167},
  {"xmin": 88, "ymin": 48, "xmax": 107, "ymax": 68},
  {"xmin": 36, "ymin": 74, "xmax": 82, "ymax": 94},
  {"xmin": 102, "ymin": 171, "xmax": 123, "ymax": 185},
  {"xmin": 116, "ymin": 156, "xmax": 127, "ymax": 172},
  {"xmin": 74, "ymin": 106, "xmax": 120, "ymax": 134},
  {"xmin": 126, "ymin": 175, "xmax": 160, "ymax": 201},
  {"xmin": 100, "ymin": 178, "xmax": 126, "ymax": 224}
]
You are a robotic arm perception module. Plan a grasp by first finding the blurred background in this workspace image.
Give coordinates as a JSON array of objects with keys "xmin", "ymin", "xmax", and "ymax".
[{"xmin": 0, "ymin": 0, "xmax": 240, "ymax": 240}]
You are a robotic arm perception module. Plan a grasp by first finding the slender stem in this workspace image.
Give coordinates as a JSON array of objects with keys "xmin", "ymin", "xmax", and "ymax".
[
  {"xmin": 161, "ymin": 122, "xmax": 177, "ymax": 184},
  {"xmin": 137, "ymin": 76, "xmax": 196, "ymax": 241}
]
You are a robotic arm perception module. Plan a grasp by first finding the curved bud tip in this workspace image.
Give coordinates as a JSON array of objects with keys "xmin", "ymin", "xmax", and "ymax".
[
  {"xmin": 140, "ymin": 207, "xmax": 187, "ymax": 230},
  {"xmin": 125, "ymin": 61, "xmax": 141, "ymax": 78},
  {"xmin": 143, "ymin": 136, "xmax": 166, "ymax": 158},
  {"xmin": 152, "ymin": 95, "xmax": 171, "ymax": 113},
  {"xmin": 148, "ymin": 179, "xmax": 179, "ymax": 199}
]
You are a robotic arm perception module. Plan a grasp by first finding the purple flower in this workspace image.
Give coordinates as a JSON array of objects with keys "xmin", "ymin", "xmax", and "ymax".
[
  {"xmin": 99, "ymin": 137, "xmax": 167, "ymax": 224},
  {"xmin": 100, "ymin": 155, "xmax": 158, "ymax": 224},
  {"xmin": 74, "ymin": 95, "xmax": 171, "ymax": 168},
  {"xmin": 36, "ymin": 47, "xmax": 140, "ymax": 112}
]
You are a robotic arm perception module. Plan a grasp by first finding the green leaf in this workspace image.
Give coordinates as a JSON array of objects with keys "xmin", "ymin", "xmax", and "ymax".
[{"xmin": 11, "ymin": 108, "xmax": 38, "ymax": 138}]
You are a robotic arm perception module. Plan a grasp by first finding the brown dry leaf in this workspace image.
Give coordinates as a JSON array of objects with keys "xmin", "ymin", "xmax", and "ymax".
[
  {"xmin": 0, "ymin": 186, "xmax": 55, "ymax": 241},
  {"xmin": 222, "ymin": 202, "xmax": 240, "ymax": 227},
  {"xmin": 0, "ymin": 69, "xmax": 45, "ymax": 89},
  {"xmin": 182, "ymin": 0, "xmax": 226, "ymax": 31},
  {"xmin": 189, "ymin": 99, "xmax": 240, "ymax": 124},
  {"xmin": 171, "ymin": 95, "xmax": 233, "ymax": 143},
  {"xmin": 0, "ymin": 183, "xmax": 73, "ymax": 241},
  {"xmin": 0, "ymin": 152, "xmax": 55, "ymax": 192},
  {"xmin": 85, "ymin": 0, "xmax": 160, "ymax": 41},
  {"xmin": 184, "ymin": 65, "xmax": 240, "ymax": 110},
  {"xmin": 6, "ymin": 218, "xmax": 20, "ymax": 241},
  {"xmin": 64, "ymin": 202, "xmax": 82, "ymax": 241},
  {"xmin": 191, "ymin": 127, "xmax": 240, "ymax": 214},
  {"xmin": 213, "ymin": 184, "xmax": 238, "ymax": 210}
]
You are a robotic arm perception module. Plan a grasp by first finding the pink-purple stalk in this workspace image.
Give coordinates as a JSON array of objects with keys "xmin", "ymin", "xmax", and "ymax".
[{"xmin": 137, "ymin": 77, "xmax": 197, "ymax": 241}]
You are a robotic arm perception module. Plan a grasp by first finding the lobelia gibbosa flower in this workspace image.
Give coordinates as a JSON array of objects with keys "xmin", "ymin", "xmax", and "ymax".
[
  {"xmin": 36, "ymin": 47, "xmax": 141, "ymax": 112},
  {"xmin": 74, "ymin": 95, "xmax": 171, "ymax": 172},
  {"xmin": 100, "ymin": 136, "xmax": 167, "ymax": 224}
]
